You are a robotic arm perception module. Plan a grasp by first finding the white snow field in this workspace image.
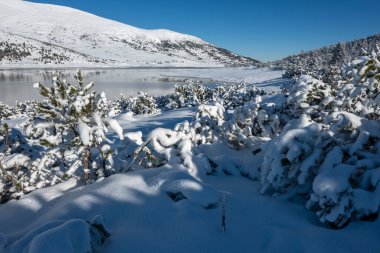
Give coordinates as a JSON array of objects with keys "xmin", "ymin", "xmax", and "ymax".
[{"xmin": 0, "ymin": 109, "xmax": 379, "ymax": 253}]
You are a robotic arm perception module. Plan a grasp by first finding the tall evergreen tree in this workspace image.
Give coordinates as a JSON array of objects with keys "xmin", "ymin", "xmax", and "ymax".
[{"xmin": 330, "ymin": 42, "xmax": 348, "ymax": 65}]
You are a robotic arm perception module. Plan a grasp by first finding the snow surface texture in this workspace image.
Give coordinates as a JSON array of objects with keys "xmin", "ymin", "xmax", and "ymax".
[
  {"xmin": 7, "ymin": 217, "xmax": 109, "ymax": 253},
  {"xmin": 0, "ymin": 0, "xmax": 258, "ymax": 67},
  {"xmin": 0, "ymin": 165, "xmax": 379, "ymax": 253}
]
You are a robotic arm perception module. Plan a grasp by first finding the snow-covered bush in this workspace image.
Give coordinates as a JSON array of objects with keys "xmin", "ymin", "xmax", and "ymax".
[
  {"xmin": 338, "ymin": 48, "xmax": 380, "ymax": 119},
  {"xmin": 24, "ymin": 71, "xmax": 107, "ymax": 146},
  {"xmin": 223, "ymin": 97, "xmax": 281, "ymax": 149},
  {"xmin": 14, "ymin": 100, "xmax": 39, "ymax": 118},
  {"xmin": 139, "ymin": 127, "xmax": 213, "ymax": 178},
  {"xmin": 0, "ymin": 123, "xmax": 44, "ymax": 202},
  {"xmin": 117, "ymin": 104, "xmax": 227, "ymax": 177},
  {"xmin": 259, "ymin": 66, "xmax": 380, "ymax": 227},
  {"xmin": 192, "ymin": 103, "xmax": 225, "ymax": 145},
  {"xmin": 256, "ymin": 61, "xmax": 380, "ymax": 227},
  {"xmin": 282, "ymin": 63, "xmax": 305, "ymax": 80},
  {"xmin": 284, "ymin": 75, "xmax": 333, "ymax": 120},
  {"xmin": 0, "ymin": 102, "xmax": 13, "ymax": 120},
  {"xmin": 305, "ymin": 113, "xmax": 380, "ymax": 227},
  {"xmin": 155, "ymin": 83, "xmax": 215, "ymax": 111},
  {"xmin": 94, "ymin": 82, "xmax": 268, "ymax": 117},
  {"xmin": 276, "ymin": 41, "xmax": 350, "ymax": 81},
  {"xmin": 174, "ymin": 83, "xmax": 210, "ymax": 107},
  {"xmin": 216, "ymin": 82, "xmax": 265, "ymax": 109},
  {"xmin": 260, "ymin": 124, "xmax": 333, "ymax": 195},
  {"xmin": 114, "ymin": 92, "xmax": 160, "ymax": 115}
]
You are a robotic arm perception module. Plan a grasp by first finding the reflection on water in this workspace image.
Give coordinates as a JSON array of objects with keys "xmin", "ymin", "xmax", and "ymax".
[{"xmin": 0, "ymin": 68, "xmax": 207, "ymax": 105}]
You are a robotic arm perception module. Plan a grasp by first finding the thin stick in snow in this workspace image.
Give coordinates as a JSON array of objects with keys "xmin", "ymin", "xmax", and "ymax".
[{"xmin": 221, "ymin": 192, "xmax": 226, "ymax": 232}]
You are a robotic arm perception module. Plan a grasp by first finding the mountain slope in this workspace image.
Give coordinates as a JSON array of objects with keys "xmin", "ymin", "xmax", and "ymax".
[
  {"xmin": 272, "ymin": 33, "xmax": 380, "ymax": 67},
  {"xmin": 0, "ymin": 0, "xmax": 259, "ymax": 67}
]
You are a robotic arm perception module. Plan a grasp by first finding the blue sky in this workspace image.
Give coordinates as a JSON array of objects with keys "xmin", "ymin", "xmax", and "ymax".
[{"xmin": 29, "ymin": 0, "xmax": 380, "ymax": 61}]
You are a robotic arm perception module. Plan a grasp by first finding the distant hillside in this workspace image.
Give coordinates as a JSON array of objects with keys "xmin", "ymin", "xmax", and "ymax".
[
  {"xmin": 0, "ymin": 0, "xmax": 259, "ymax": 68},
  {"xmin": 273, "ymin": 33, "xmax": 380, "ymax": 68},
  {"xmin": 272, "ymin": 33, "xmax": 380, "ymax": 79}
]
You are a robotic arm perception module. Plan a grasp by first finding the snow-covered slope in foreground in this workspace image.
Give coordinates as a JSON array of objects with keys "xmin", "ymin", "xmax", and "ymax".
[
  {"xmin": 0, "ymin": 0, "xmax": 259, "ymax": 67},
  {"xmin": 0, "ymin": 106, "xmax": 379, "ymax": 253},
  {"xmin": 0, "ymin": 165, "xmax": 379, "ymax": 252}
]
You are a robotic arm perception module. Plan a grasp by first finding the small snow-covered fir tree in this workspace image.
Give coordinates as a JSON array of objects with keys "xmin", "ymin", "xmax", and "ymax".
[
  {"xmin": 330, "ymin": 42, "xmax": 348, "ymax": 66},
  {"xmin": 23, "ymin": 70, "xmax": 123, "ymax": 182}
]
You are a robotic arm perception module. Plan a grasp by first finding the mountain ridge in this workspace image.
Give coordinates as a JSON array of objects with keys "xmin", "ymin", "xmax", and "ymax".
[{"xmin": 0, "ymin": 0, "xmax": 259, "ymax": 67}]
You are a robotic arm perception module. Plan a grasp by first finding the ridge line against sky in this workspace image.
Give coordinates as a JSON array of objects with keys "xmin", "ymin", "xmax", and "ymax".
[{"xmin": 27, "ymin": 0, "xmax": 380, "ymax": 62}]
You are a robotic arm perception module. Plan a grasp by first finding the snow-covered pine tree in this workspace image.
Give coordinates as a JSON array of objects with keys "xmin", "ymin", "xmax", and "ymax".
[
  {"xmin": 330, "ymin": 42, "xmax": 348, "ymax": 66},
  {"xmin": 322, "ymin": 42, "xmax": 347, "ymax": 88},
  {"xmin": 23, "ymin": 70, "xmax": 123, "ymax": 182}
]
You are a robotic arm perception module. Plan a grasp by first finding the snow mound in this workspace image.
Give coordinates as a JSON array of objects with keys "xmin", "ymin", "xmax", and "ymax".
[
  {"xmin": 7, "ymin": 216, "xmax": 109, "ymax": 253},
  {"xmin": 163, "ymin": 179, "xmax": 219, "ymax": 208},
  {"xmin": 148, "ymin": 167, "xmax": 219, "ymax": 208},
  {"xmin": 211, "ymin": 155, "xmax": 244, "ymax": 176}
]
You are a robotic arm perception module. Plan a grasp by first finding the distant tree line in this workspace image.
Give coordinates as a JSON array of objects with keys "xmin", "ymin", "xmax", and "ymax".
[{"xmin": 272, "ymin": 33, "xmax": 380, "ymax": 80}]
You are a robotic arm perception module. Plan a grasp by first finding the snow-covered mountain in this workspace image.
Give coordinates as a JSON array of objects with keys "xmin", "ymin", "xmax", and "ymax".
[{"xmin": 0, "ymin": 0, "xmax": 259, "ymax": 67}]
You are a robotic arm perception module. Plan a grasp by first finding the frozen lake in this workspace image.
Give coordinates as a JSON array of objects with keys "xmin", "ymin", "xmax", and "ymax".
[
  {"xmin": 0, "ymin": 68, "xmax": 215, "ymax": 105},
  {"xmin": 0, "ymin": 67, "xmax": 284, "ymax": 105}
]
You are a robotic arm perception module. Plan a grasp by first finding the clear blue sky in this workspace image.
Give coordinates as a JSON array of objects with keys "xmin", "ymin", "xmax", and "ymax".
[{"xmin": 29, "ymin": 0, "xmax": 380, "ymax": 61}]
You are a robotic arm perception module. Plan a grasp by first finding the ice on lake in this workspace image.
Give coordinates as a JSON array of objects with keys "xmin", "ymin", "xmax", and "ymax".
[
  {"xmin": 0, "ymin": 67, "xmax": 285, "ymax": 105},
  {"xmin": 0, "ymin": 68, "xmax": 213, "ymax": 105}
]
